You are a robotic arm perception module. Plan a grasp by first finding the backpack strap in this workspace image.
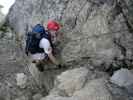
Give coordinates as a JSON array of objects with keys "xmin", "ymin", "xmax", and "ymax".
[{"xmin": 44, "ymin": 30, "xmax": 54, "ymax": 49}]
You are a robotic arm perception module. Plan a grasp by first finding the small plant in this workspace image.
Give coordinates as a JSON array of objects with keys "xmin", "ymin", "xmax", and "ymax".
[{"xmin": 0, "ymin": 22, "xmax": 9, "ymax": 33}]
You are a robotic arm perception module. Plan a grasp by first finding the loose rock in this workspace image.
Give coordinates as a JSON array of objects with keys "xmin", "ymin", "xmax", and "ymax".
[{"xmin": 110, "ymin": 68, "xmax": 133, "ymax": 87}]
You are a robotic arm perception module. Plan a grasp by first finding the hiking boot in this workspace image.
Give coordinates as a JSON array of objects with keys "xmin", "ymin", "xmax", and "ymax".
[{"xmin": 36, "ymin": 63, "xmax": 44, "ymax": 72}]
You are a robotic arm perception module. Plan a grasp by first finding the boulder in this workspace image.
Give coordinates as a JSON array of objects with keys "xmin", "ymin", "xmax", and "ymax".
[
  {"xmin": 72, "ymin": 78, "xmax": 113, "ymax": 100},
  {"xmin": 41, "ymin": 78, "xmax": 113, "ymax": 100},
  {"xmin": 15, "ymin": 96, "xmax": 29, "ymax": 100},
  {"xmin": 33, "ymin": 93, "xmax": 43, "ymax": 100},
  {"xmin": 56, "ymin": 67, "xmax": 89, "ymax": 96},
  {"xmin": 41, "ymin": 67, "xmax": 113, "ymax": 100},
  {"xmin": 110, "ymin": 68, "xmax": 133, "ymax": 87}
]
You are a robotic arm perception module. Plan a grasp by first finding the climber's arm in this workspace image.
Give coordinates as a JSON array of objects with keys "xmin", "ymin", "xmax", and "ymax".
[{"xmin": 48, "ymin": 51, "xmax": 59, "ymax": 65}]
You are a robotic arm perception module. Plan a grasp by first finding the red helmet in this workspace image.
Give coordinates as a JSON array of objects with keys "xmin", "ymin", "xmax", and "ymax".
[{"xmin": 47, "ymin": 20, "xmax": 60, "ymax": 31}]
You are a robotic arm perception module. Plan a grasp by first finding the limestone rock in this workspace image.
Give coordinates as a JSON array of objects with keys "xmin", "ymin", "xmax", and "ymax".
[
  {"xmin": 16, "ymin": 73, "xmax": 27, "ymax": 88},
  {"xmin": 33, "ymin": 93, "xmax": 43, "ymax": 100},
  {"xmin": 7, "ymin": 0, "xmax": 133, "ymax": 71},
  {"xmin": 7, "ymin": 0, "xmax": 69, "ymax": 36},
  {"xmin": 5, "ymin": 0, "xmax": 133, "ymax": 99},
  {"xmin": 15, "ymin": 96, "xmax": 29, "ymax": 100},
  {"xmin": 125, "ymin": 84, "xmax": 133, "ymax": 95},
  {"xmin": 119, "ymin": 0, "xmax": 133, "ymax": 29},
  {"xmin": 110, "ymin": 68, "xmax": 133, "ymax": 87},
  {"xmin": 41, "ymin": 68, "xmax": 113, "ymax": 100},
  {"xmin": 41, "ymin": 96, "xmax": 72, "ymax": 100},
  {"xmin": 56, "ymin": 67, "xmax": 88, "ymax": 96},
  {"xmin": 41, "ymin": 78, "xmax": 113, "ymax": 100},
  {"xmin": 72, "ymin": 78, "xmax": 113, "ymax": 100}
]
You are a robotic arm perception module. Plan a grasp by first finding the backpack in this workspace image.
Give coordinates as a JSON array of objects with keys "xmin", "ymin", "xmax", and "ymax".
[{"xmin": 25, "ymin": 24, "xmax": 53, "ymax": 56}]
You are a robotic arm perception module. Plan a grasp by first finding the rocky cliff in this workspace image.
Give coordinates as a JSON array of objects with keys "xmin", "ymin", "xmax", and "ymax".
[
  {"xmin": 2, "ymin": 0, "xmax": 133, "ymax": 99},
  {"xmin": 7, "ymin": 0, "xmax": 133, "ymax": 70}
]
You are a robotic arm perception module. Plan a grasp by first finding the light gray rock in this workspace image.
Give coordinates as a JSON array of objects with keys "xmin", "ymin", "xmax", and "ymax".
[
  {"xmin": 5, "ymin": 0, "xmax": 133, "ymax": 99},
  {"xmin": 28, "ymin": 62, "xmax": 67, "ymax": 93},
  {"xmin": 7, "ymin": 0, "xmax": 133, "ymax": 71},
  {"xmin": 16, "ymin": 73, "xmax": 27, "ymax": 88},
  {"xmin": 41, "ymin": 68, "xmax": 113, "ymax": 100},
  {"xmin": 56, "ymin": 67, "xmax": 88, "ymax": 96},
  {"xmin": 110, "ymin": 68, "xmax": 133, "ymax": 87},
  {"xmin": 7, "ymin": 0, "xmax": 69, "ymax": 37},
  {"xmin": 33, "ymin": 93, "xmax": 43, "ymax": 100},
  {"xmin": 15, "ymin": 96, "xmax": 29, "ymax": 100},
  {"xmin": 119, "ymin": 0, "xmax": 133, "ymax": 29},
  {"xmin": 125, "ymin": 84, "xmax": 133, "ymax": 95},
  {"xmin": 61, "ymin": 3, "xmax": 122, "ymax": 68},
  {"xmin": 0, "ymin": 1, "xmax": 133, "ymax": 100},
  {"xmin": 41, "ymin": 96, "xmax": 73, "ymax": 100},
  {"xmin": 41, "ymin": 78, "xmax": 113, "ymax": 100},
  {"xmin": 72, "ymin": 78, "xmax": 113, "ymax": 100}
]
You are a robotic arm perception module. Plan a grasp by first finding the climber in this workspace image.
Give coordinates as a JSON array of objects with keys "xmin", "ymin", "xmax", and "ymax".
[{"xmin": 25, "ymin": 20, "xmax": 64, "ymax": 72}]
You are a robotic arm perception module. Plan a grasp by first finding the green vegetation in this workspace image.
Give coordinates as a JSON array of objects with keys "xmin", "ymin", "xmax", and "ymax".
[{"xmin": 0, "ymin": 22, "xmax": 9, "ymax": 32}]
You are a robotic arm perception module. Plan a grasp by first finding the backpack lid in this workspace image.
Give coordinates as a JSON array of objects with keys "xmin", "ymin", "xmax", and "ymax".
[{"xmin": 32, "ymin": 24, "xmax": 45, "ymax": 34}]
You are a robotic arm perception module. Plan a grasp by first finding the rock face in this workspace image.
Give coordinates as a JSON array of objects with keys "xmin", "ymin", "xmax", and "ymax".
[
  {"xmin": 5, "ymin": 0, "xmax": 133, "ymax": 99},
  {"xmin": 56, "ymin": 67, "xmax": 89, "ymax": 96},
  {"xmin": 7, "ymin": 0, "xmax": 133, "ymax": 70},
  {"xmin": 110, "ymin": 68, "xmax": 133, "ymax": 96},
  {"xmin": 7, "ymin": 0, "xmax": 69, "ymax": 38},
  {"xmin": 16, "ymin": 73, "xmax": 27, "ymax": 88},
  {"xmin": 119, "ymin": 0, "xmax": 133, "ymax": 29},
  {"xmin": 41, "ymin": 67, "xmax": 113, "ymax": 100},
  {"xmin": 110, "ymin": 68, "xmax": 133, "ymax": 87}
]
